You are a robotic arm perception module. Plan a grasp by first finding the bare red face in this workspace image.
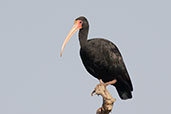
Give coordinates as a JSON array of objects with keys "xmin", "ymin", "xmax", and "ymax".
[
  {"xmin": 60, "ymin": 20, "xmax": 83, "ymax": 56},
  {"xmin": 75, "ymin": 20, "xmax": 83, "ymax": 29}
]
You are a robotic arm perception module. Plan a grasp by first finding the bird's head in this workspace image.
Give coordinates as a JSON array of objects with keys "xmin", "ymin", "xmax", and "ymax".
[
  {"xmin": 75, "ymin": 16, "xmax": 89, "ymax": 30},
  {"xmin": 60, "ymin": 16, "xmax": 89, "ymax": 57}
]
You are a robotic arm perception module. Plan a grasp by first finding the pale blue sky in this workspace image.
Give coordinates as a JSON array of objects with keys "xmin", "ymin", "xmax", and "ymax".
[{"xmin": 0, "ymin": 0, "xmax": 171, "ymax": 114}]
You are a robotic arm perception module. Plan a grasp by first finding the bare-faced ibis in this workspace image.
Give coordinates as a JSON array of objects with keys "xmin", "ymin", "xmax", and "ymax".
[{"xmin": 60, "ymin": 16, "xmax": 133, "ymax": 100}]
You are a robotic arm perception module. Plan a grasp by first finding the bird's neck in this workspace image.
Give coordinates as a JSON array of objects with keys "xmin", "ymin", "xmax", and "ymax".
[{"xmin": 79, "ymin": 28, "xmax": 89, "ymax": 47}]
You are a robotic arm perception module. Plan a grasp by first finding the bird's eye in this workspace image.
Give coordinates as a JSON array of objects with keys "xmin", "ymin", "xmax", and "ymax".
[{"xmin": 80, "ymin": 21, "xmax": 83, "ymax": 24}]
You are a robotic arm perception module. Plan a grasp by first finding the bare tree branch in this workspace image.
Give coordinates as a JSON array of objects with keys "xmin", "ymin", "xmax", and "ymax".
[{"xmin": 91, "ymin": 80, "xmax": 116, "ymax": 114}]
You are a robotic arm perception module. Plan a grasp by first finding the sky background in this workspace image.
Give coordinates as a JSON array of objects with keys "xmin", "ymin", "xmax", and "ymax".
[{"xmin": 0, "ymin": 0, "xmax": 171, "ymax": 114}]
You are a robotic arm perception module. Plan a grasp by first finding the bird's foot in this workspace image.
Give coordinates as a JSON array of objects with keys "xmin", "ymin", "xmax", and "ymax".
[
  {"xmin": 91, "ymin": 79, "xmax": 104, "ymax": 96},
  {"xmin": 91, "ymin": 79, "xmax": 117, "ymax": 96}
]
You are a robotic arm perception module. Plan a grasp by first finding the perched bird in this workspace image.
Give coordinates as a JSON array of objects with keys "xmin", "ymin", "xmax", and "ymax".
[{"xmin": 60, "ymin": 16, "xmax": 133, "ymax": 100}]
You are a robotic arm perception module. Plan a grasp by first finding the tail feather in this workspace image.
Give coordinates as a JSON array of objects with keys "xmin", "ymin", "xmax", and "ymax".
[{"xmin": 114, "ymin": 81, "xmax": 133, "ymax": 100}]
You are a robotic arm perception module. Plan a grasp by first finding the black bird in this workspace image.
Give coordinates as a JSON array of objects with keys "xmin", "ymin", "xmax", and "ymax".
[{"xmin": 60, "ymin": 16, "xmax": 133, "ymax": 100}]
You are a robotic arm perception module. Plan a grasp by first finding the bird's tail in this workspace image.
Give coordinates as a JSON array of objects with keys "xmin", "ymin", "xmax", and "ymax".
[{"xmin": 114, "ymin": 81, "xmax": 132, "ymax": 100}]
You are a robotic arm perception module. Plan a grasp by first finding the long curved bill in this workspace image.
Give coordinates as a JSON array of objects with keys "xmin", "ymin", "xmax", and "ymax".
[{"xmin": 60, "ymin": 21, "xmax": 81, "ymax": 57}]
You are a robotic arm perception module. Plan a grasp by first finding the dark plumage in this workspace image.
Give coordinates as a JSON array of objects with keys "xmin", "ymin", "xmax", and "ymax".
[
  {"xmin": 80, "ymin": 38, "xmax": 133, "ymax": 99},
  {"xmin": 61, "ymin": 16, "xmax": 133, "ymax": 100}
]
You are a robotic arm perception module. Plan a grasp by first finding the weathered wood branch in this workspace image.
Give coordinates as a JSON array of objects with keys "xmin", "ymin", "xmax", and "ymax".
[{"xmin": 91, "ymin": 80, "xmax": 116, "ymax": 114}]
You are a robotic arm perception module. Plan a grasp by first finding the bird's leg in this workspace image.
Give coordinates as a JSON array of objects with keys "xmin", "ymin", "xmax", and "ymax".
[
  {"xmin": 91, "ymin": 79, "xmax": 117, "ymax": 96},
  {"xmin": 99, "ymin": 79, "xmax": 104, "ymax": 84},
  {"xmin": 98, "ymin": 79, "xmax": 117, "ymax": 88},
  {"xmin": 103, "ymin": 79, "xmax": 117, "ymax": 87}
]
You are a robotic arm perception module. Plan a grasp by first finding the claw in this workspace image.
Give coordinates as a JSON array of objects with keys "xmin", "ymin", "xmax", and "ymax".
[{"xmin": 91, "ymin": 90, "xmax": 96, "ymax": 96}]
